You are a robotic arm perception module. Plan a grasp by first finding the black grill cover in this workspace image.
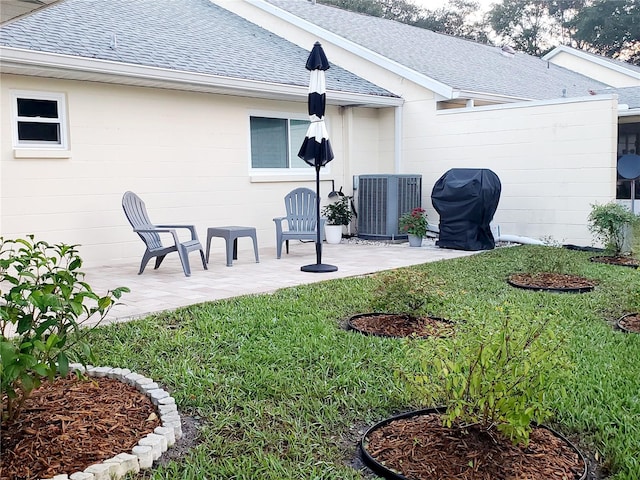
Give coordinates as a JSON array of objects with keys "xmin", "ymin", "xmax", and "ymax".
[{"xmin": 431, "ymin": 168, "xmax": 501, "ymax": 251}]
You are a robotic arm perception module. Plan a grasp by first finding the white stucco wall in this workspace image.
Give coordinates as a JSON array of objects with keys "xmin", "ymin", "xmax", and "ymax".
[
  {"xmin": 403, "ymin": 95, "xmax": 619, "ymax": 246},
  {"xmin": 0, "ymin": 74, "xmax": 393, "ymax": 267}
]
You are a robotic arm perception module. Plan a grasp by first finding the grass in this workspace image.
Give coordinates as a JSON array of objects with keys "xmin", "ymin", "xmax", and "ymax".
[{"xmin": 88, "ymin": 245, "xmax": 640, "ymax": 479}]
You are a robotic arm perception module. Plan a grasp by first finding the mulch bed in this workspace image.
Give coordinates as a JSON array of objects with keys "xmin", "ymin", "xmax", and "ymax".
[
  {"xmin": 508, "ymin": 273, "xmax": 597, "ymax": 293},
  {"xmin": 590, "ymin": 256, "xmax": 639, "ymax": 268},
  {"xmin": 363, "ymin": 411, "xmax": 586, "ymax": 480},
  {"xmin": 348, "ymin": 313, "xmax": 454, "ymax": 338},
  {"xmin": 618, "ymin": 313, "xmax": 640, "ymax": 333},
  {"xmin": 1, "ymin": 375, "xmax": 160, "ymax": 480}
]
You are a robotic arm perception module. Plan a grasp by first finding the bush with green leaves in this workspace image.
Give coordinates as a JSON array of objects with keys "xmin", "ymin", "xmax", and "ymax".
[
  {"xmin": 588, "ymin": 202, "xmax": 639, "ymax": 256},
  {"xmin": 517, "ymin": 244, "xmax": 573, "ymax": 274},
  {"xmin": 405, "ymin": 304, "xmax": 569, "ymax": 445},
  {"xmin": 371, "ymin": 269, "xmax": 443, "ymax": 317},
  {"xmin": 0, "ymin": 236, "xmax": 128, "ymax": 422}
]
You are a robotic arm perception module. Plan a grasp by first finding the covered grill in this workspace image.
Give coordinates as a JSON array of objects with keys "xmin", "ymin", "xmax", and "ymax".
[{"xmin": 431, "ymin": 168, "xmax": 501, "ymax": 251}]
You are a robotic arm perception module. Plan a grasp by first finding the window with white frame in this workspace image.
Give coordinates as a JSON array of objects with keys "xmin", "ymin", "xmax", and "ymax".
[
  {"xmin": 249, "ymin": 115, "xmax": 312, "ymax": 170},
  {"xmin": 11, "ymin": 91, "xmax": 68, "ymax": 149}
]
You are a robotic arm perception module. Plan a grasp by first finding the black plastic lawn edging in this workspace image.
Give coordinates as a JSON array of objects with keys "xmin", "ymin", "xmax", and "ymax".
[
  {"xmin": 617, "ymin": 312, "xmax": 640, "ymax": 334},
  {"xmin": 589, "ymin": 256, "xmax": 639, "ymax": 269},
  {"xmin": 360, "ymin": 407, "xmax": 588, "ymax": 480},
  {"xmin": 507, "ymin": 279, "xmax": 595, "ymax": 294}
]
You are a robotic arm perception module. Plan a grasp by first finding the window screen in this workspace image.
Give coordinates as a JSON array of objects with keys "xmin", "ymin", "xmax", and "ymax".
[{"xmin": 250, "ymin": 116, "xmax": 311, "ymax": 169}]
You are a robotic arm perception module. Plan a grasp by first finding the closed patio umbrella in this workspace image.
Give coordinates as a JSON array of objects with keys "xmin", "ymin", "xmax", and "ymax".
[{"xmin": 299, "ymin": 42, "xmax": 337, "ymax": 273}]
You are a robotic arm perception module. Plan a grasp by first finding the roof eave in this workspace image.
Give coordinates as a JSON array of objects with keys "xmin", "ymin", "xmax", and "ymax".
[
  {"xmin": 244, "ymin": 0, "xmax": 455, "ymax": 99},
  {"xmin": 0, "ymin": 46, "xmax": 402, "ymax": 107},
  {"xmin": 618, "ymin": 107, "xmax": 640, "ymax": 118},
  {"xmin": 451, "ymin": 89, "xmax": 534, "ymax": 103}
]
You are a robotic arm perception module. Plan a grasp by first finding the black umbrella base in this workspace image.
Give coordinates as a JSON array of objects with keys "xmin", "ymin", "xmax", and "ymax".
[{"xmin": 301, "ymin": 263, "xmax": 338, "ymax": 273}]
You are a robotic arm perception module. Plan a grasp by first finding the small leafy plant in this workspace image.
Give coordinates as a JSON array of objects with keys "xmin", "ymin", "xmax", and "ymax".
[
  {"xmin": 406, "ymin": 304, "xmax": 568, "ymax": 445},
  {"xmin": 399, "ymin": 207, "xmax": 428, "ymax": 237},
  {"xmin": 0, "ymin": 236, "xmax": 129, "ymax": 422},
  {"xmin": 588, "ymin": 202, "xmax": 639, "ymax": 256},
  {"xmin": 518, "ymin": 245, "xmax": 570, "ymax": 274},
  {"xmin": 321, "ymin": 196, "xmax": 353, "ymax": 226},
  {"xmin": 371, "ymin": 269, "xmax": 443, "ymax": 318}
]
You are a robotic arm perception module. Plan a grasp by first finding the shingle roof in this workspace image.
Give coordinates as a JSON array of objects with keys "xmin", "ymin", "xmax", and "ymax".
[
  {"xmin": 266, "ymin": 0, "xmax": 611, "ymax": 101},
  {"xmin": 2, "ymin": 0, "xmax": 637, "ymax": 107},
  {"xmin": 0, "ymin": 0, "xmax": 395, "ymax": 98},
  {"xmin": 598, "ymin": 86, "xmax": 640, "ymax": 109}
]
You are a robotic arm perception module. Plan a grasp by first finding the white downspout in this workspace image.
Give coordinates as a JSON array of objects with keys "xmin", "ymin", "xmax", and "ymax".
[
  {"xmin": 341, "ymin": 105, "xmax": 353, "ymax": 184},
  {"xmin": 394, "ymin": 104, "xmax": 403, "ymax": 173},
  {"xmin": 341, "ymin": 105, "xmax": 354, "ymax": 235}
]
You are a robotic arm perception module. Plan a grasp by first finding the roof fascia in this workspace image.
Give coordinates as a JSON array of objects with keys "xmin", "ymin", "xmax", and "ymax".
[
  {"xmin": 437, "ymin": 93, "xmax": 635, "ymax": 120},
  {"xmin": 543, "ymin": 45, "xmax": 640, "ymax": 81},
  {"xmin": 0, "ymin": 46, "xmax": 402, "ymax": 107},
  {"xmin": 245, "ymin": 0, "xmax": 455, "ymax": 99},
  {"xmin": 454, "ymin": 89, "xmax": 534, "ymax": 103},
  {"xmin": 618, "ymin": 108, "xmax": 640, "ymax": 118}
]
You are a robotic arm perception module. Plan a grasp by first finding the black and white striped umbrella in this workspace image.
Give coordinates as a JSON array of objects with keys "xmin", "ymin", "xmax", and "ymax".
[
  {"xmin": 299, "ymin": 42, "xmax": 337, "ymax": 273},
  {"xmin": 298, "ymin": 42, "xmax": 334, "ymax": 167}
]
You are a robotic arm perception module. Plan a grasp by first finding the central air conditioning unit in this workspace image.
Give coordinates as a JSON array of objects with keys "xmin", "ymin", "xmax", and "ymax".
[{"xmin": 357, "ymin": 174, "xmax": 422, "ymax": 240}]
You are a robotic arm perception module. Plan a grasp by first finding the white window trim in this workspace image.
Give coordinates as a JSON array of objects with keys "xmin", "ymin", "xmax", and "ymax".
[
  {"xmin": 248, "ymin": 109, "xmax": 331, "ymax": 179},
  {"xmin": 11, "ymin": 90, "xmax": 69, "ymax": 151}
]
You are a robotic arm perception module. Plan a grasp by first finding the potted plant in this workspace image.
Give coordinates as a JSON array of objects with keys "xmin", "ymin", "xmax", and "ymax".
[
  {"xmin": 399, "ymin": 207, "xmax": 428, "ymax": 246},
  {"xmin": 588, "ymin": 202, "xmax": 640, "ymax": 267},
  {"xmin": 321, "ymin": 196, "xmax": 353, "ymax": 244}
]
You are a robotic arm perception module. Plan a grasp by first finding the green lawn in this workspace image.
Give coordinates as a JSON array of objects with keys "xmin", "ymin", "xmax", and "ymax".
[{"xmin": 89, "ymin": 245, "xmax": 640, "ymax": 479}]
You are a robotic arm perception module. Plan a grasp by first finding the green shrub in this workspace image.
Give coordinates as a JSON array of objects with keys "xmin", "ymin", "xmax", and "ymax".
[
  {"xmin": 371, "ymin": 269, "xmax": 443, "ymax": 317},
  {"xmin": 406, "ymin": 304, "xmax": 569, "ymax": 445},
  {"xmin": 0, "ymin": 236, "xmax": 128, "ymax": 422},
  {"xmin": 632, "ymin": 221, "xmax": 640, "ymax": 256},
  {"xmin": 588, "ymin": 202, "xmax": 639, "ymax": 256},
  {"xmin": 517, "ymin": 245, "xmax": 571, "ymax": 274}
]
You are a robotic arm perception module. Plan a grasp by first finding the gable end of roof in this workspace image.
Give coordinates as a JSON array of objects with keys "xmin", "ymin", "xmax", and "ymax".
[
  {"xmin": 246, "ymin": 0, "xmax": 455, "ymax": 99},
  {"xmin": 544, "ymin": 45, "xmax": 640, "ymax": 80}
]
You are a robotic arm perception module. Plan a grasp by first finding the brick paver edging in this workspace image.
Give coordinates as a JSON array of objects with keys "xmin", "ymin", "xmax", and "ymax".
[{"xmin": 40, "ymin": 364, "xmax": 182, "ymax": 480}]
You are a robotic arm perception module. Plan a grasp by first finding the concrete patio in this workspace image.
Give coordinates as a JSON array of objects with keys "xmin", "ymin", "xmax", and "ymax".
[{"xmin": 84, "ymin": 239, "xmax": 477, "ymax": 327}]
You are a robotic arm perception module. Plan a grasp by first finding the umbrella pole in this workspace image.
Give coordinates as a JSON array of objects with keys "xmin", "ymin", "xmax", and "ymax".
[
  {"xmin": 301, "ymin": 166, "xmax": 337, "ymax": 273},
  {"xmin": 315, "ymin": 165, "xmax": 322, "ymax": 264}
]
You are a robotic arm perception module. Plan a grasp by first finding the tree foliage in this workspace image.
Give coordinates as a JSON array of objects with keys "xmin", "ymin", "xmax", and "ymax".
[
  {"xmin": 319, "ymin": 0, "xmax": 419, "ymax": 21},
  {"xmin": 414, "ymin": 0, "xmax": 489, "ymax": 42},
  {"xmin": 320, "ymin": 0, "xmax": 488, "ymax": 40},
  {"xmin": 487, "ymin": 0, "xmax": 552, "ymax": 56},
  {"xmin": 487, "ymin": 0, "xmax": 639, "ymax": 62},
  {"xmin": 546, "ymin": 0, "xmax": 587, "ymax": 45},
  {"xmin": 569, "ymin": 0, "xmax": 640, "ymax": 61}
]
